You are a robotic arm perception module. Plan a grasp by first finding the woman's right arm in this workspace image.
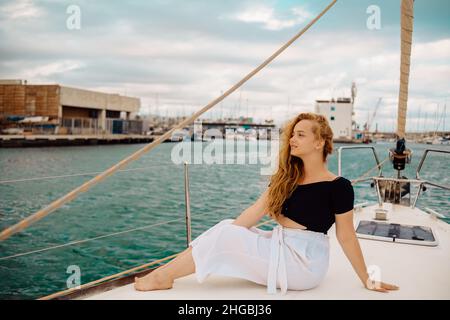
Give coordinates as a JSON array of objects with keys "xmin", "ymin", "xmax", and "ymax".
[{"xmin": 232, "ymin": 189, "xmax": 270, "ymax": 229}]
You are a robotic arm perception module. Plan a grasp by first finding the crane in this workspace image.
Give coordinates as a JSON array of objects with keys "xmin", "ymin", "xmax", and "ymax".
[{"xmin": 363, "ymin": 97, "xmax": 382, "ymax": 143}]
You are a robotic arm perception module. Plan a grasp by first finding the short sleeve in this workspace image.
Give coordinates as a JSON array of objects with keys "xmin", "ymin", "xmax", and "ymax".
[{"xmin": 331, "ymin": 178, "xmax": 354, "ymax": 214}]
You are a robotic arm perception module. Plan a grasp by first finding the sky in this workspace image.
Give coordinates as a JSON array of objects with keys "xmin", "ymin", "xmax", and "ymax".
[{"xmin": 0, "ymin": 0, "xmax": 449, "ymax": 132}]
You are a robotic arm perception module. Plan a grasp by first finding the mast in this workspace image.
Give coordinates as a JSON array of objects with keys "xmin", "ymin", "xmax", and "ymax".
[
  {"xmin": 391, "ymin": 0, "xmax": 414, "ymax": 177},
  {"xmin": 396, "ymin": 0, "xmax": 414, "ymax": 139}
]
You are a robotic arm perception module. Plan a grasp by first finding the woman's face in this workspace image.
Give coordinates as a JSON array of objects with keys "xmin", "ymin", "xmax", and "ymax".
[{"xmin": 289, "ymin": 120, "xmax": 322, "ymax": 158}]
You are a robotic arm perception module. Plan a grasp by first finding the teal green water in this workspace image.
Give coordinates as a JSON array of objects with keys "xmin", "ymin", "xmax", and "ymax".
[{"xmin": 0, "ymin": 141, "xmax": 449, "ymax": 299}]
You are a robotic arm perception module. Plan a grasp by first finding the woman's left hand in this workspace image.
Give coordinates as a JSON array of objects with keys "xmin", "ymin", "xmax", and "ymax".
[{"xmin": 365, "ymin": 279, "xmax": 400, "ymax": 293}]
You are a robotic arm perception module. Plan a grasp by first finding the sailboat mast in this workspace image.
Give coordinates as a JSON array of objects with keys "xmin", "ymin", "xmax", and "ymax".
[{"xmin": 396, "ymin": 0, "xmax": 414, "ymax": 139}]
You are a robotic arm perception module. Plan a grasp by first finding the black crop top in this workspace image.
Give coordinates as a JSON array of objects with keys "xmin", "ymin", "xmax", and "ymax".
[{"xmin": 279, "ymin": 176, "xmax": 354, "ymax": 234}]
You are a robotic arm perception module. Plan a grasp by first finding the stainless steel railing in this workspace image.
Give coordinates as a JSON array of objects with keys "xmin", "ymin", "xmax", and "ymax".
[
  {"xmin": 337, "ymin": 146, "xmax": 383, "ymax": 181},
  {"xmin": 184, "ymin": 161, "xmax": 192, "ymax": 247}
]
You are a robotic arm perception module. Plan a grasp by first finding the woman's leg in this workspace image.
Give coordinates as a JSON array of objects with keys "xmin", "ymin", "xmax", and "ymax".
[
  {"xmin": 134, "ymin": 219, "xmax": 238, "ymax": 291},
  {"xmin": 134, "ymin": 245, "xmax": 196, "ymax": 291}
]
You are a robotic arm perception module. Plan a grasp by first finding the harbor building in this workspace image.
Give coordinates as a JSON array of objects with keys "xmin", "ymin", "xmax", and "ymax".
[
  {"xmin": 315, "ymin": 83, "xmax": 356, "ymax": 142},
  {"xmin": 0, "ymin": 80, "xmax": 142, "ymax": 135}
]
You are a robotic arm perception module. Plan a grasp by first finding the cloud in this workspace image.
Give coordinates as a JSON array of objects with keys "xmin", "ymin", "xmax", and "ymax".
[
  {"xmin": 0, "ymin": 0, "xmax": 45, "ymax": 20},
  {"xmin": 24, "ymin": 60, "xmax": 84, "ymax": 78},
  {"xmin": 226, "ymin": 5, "xmax": 313, "ymax": 31},
  {"xmin": 0, "ymin": 0, "xmax": 448, "ymax": 132},
  {"xmin": 412, "ymin": 38, "xmax": 450, "ymax": 62}
]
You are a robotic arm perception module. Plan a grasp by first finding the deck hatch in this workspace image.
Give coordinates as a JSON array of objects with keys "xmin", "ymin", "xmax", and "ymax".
[{"xmin": 356, "ymin": 220, "xmax": 438, "ymax": 246}]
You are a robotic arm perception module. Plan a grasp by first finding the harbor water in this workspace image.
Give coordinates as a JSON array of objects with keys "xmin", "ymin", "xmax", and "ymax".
[{"xmin": 0, "ymin": 141, "xmax": 449, "ymax": 299}]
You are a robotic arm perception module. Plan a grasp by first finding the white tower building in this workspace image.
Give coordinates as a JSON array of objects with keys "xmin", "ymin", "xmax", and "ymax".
[{"xmin": 314, "ymin": 83, "xmax": 356, "ymax": 141}]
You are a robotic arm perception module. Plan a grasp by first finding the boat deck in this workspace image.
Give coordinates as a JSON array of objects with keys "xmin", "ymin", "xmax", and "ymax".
[{"xmin": 83, "ymin": 202, "xmax": 450, "ymax": 300}]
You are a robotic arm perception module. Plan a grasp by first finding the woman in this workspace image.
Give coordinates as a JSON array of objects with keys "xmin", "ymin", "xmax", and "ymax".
[{"xmin": 134, "ymin": 112, "xmax": 399, "ymax": 294}]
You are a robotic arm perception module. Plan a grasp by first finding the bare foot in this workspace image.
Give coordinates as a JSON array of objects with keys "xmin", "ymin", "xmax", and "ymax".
[{"xmin": 134, "ymin": 270, "xmax": 174, "ymax": 291}]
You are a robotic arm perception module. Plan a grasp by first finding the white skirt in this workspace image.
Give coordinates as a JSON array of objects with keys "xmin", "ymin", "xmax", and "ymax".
[{"xmin": 189, "ymin": 218, "xmax": 330, "ymax": 295}]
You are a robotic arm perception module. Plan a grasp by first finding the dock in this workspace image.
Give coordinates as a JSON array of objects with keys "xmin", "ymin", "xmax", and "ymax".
[{"xmin": 0, "ymin": 134, "xmax": 155, "ymax": 148}]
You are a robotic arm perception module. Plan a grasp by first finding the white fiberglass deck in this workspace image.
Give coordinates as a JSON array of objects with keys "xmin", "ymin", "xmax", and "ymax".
[{"xmin": 84, "ymin": 202, "xmax": 450, "ymax": 300}]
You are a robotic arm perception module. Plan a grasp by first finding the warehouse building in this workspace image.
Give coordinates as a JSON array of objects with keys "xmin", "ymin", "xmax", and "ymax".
[{"xmin": 0, "ymin": 80, "xmax": 142, "ymax": 135}]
